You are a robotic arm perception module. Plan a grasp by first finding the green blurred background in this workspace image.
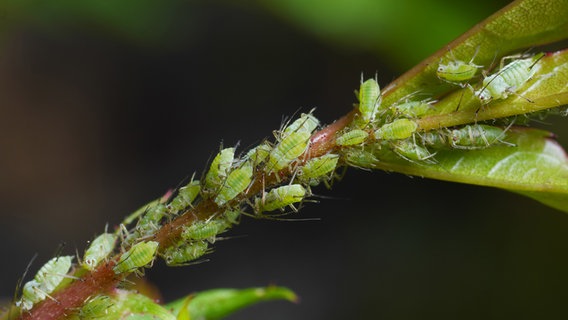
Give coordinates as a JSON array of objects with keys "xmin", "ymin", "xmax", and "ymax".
[{"xmin": 2, "ymin": 0, "xmax": 568, "ymax": 319}]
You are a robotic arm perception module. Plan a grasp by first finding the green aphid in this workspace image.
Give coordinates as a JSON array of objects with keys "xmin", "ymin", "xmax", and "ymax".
[
  {"xmin": 374, "ymin": 119, "xmax": 418, "ymax": 140},
  {"xmin": 214, "ymin": 162, "xmax": 253, "ymax": 206},
  {"xmin": 83, "ymin": 233, "xmax": 117, "ymax": 271},
  {"xmin": 244, "ymin": 142, "xmax": 272, "ymax": 166},
  {"xmin": 476, "ymin": 53, "xmax": 544, "ymax": 103},
  {"xmin": 343, "ymin": 148, "xmax": 379, "ymax": 169},
  {"xmin": 393, "ymin": 140, "xmax": 436, "ymax": 163},
  {"xmin": 282, "ymin": 112, "xmax": 320, "ymax": 137},
  {"xmin": 255, "ymin": 184, "xmax": 306, "ymax": 213},
  {"xmin": 69, "ymin": 295, "xmax": 116, "ymax": 320},
  {"xmin": 224, "ymin": 209, "xmax": 241, "ymax": 225},
  {"xmin": 450, "ymin": 124, "xmax": 507, "ymax": 149},
  {"xmin": 390, "ymin": 100, "xmax": 434, "ymax": 118},
  {"xmin": 16, "ymin": 256, "xmax": 74, "ymax": 311},
  {"xmin": 419, "ymin": 130, "xmax": 450, "ymax": 149},
  {"xmin": 298, "ymin": 154, "xmax": 339, "ymax": 182},
  {"xmin": 437, "ymin": 55, "xmax": 482, "ymax": 84},
  {"xmin": 181, "ymin": 219, "xmax": 228, "ymax": 242},
  {"xmin": 163, "ymin": 240, "xmax": 209, "ymax": 266},
  {"xmin": 356, "ymin": 78, "xmax": 382, "ymax": 125},
  {"xmin": 205, "ymin": 147, "xmax": 235, "ymax": 190},
  {"xmin": 168, "ymin": 179, "xmax": 201, "ymax": 214},
  {"xmin": 266, "ymin": 131, "xmax": 311, "ymax": 173},
  {"xmin": 335, "ymin": 129, "xmax": 369, "ymax": 146},
  {"xmin": 113, "ymin": 241, "xmax": 159, "ymax": 274}
]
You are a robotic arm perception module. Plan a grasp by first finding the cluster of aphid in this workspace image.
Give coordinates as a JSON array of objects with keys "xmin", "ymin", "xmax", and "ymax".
[
  {"xmin": 12, "ymin": 50, "xmax": 550, "ymax": 317},
  {"xmin": 336, "ymin": 51, "xmax": 546, "ymax": 164}
]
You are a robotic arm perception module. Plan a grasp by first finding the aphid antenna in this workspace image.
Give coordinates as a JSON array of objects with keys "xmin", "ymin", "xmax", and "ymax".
[
  {"xmin": 52, "ymin": 242, "xmax": 68, "ymax": 259},
  {"xmin": 11, "ymin": 253, "xmax": 38, "ymax": 316}
]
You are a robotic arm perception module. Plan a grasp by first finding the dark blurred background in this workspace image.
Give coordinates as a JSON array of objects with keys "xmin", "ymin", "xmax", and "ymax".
[{"xmin": 2, "ymin": 0, "xmax": 568, "ymax": 319}]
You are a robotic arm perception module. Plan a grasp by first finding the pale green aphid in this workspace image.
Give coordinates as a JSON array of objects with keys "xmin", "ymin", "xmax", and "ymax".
[
  {"xmin": 335, "ymin": 129, "xmax": 369, "ymax": 146},
  {"xmin": 419, "ymin": 130, "xmax": 450, "ymax": 149},
  {"xmin": 476, "ymin": 53, "xmax": 544, "ymax": 102},
  {"xmin": 16, "ymin": 256, "xmax": 74, "ymax": 311},
  {"xmin": 450, "ymin": 124, "xmax": 508, "ymax": 149},
  {"xmin": 282, "ymin": 112, "xmax": 320, "ymax": 137},
  {"xmin": 113, "ymin": 241, "xmax": 159, "ymax": 274},
  {"xmin": 214, "ymin": 162, "xmax": 253, "ymax": 206},
  {"xmin": 266, "ymin": 130, "xmax": 312, "ymax": 173},
  {"xmin": 244, "ymin": 142, "xmax": 272, "ymax": 166},
  {"xmin": 343, "ymin": 148, "xmax": 379, "ymax": 168},
  {"xmin": 374, "ymin": 119, "xmax": 418, "ymax": 140},
  {"xmin": 163, "ymin": 240, "xmax": 209, "ymax": 266},
  {"xmin": 298, "ymin": 154, "xmax": 339, "ymax": 183},
  {"xmin": 69, "ymin": 295, "xmax": 115, "ymax": 319},
  {"xmin": 437, "ymin": 50, "xmax": 482, "ymax": 84},
  {"xmin": 393, "ymin": 140, "xmax": 436, "ymax": 163},
  {"xmin": 390, "ymin": 99, "xmax": 435, "ymax": 119},
  {"xmin": 224, "ymin": 209, "xmax": 241, "ymax": 225},
  {"xmin": 255, "ymin": 184, "xmax": 306, "ymax": 213},
  {"xmin": 204, "ymin": 147, "xmax": 235, "ymax": 190},
  {"xmin": 83, "ymin": 233, "xmax": 117, "ymax": 270},
  {"xmin": 168, "ymin": 179, "xmax": 201, "ymax": 214},
  {"xmin": 356, "ymin": 78, "xmax": 382, "ymax": 125},
  {"xmin": 181, "ymin": 219, "xmax": 228, "ymax": 242},
  {"xmin": 124, "ymin": 202, "xmax": 167, "ymax": 246}
]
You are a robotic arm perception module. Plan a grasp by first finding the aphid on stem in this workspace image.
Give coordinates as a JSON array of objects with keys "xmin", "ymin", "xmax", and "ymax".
[
  {"xmin": 113, "ymin": 241, "xmax": 159, "ymax": 275},
  {"xmin": 437, "ymin": 47, "xmax": 483, "ymax": 86}
]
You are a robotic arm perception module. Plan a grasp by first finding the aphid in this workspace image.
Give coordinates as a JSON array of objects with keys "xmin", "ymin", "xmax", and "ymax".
[
  {"xmin": 298, "ymin": 154, "xmax": 339, "ymax": 185},
  {"xmin": 476, "ymin": 53, "xmax": 544, "ymax": 103},
  {"xmin": 244, "ymin": 142, "xmax": 272, "ymax": 166},
  {"xmin": 390, "ymin": 99, "xmax": 435, "ymax": 119},
  {"xmin": 374, "ymin": 119, "xmax": 418, "ymax": 140},
  {"xmin": 16, "ymin": 256, "xmax": 74, "ymax": 311},
  {"xmin": 163, "ymin": 240, "xmax": 209, "ymax": 266},
  {"xmin": 113, "ymin": 241, "xmax": 159, "ymax": 274},
  {"xmin": 419, "ymin": 130, "xmax": 450, "ymax": 149},
  {"xmin": 282, "ymin": 112, "xmax": 320, "ymax": 137},
  {"xmin": 181, "ymin": 219, "xmax": 228, "ymax": 242},
  {"xmin": 167, "ymin": 179, "xmax": 201, "ymax": 214},
  {"xmin": 255, "ymin": 184, "xmax": 306, "ymax": 213},
  {"xmin": 342, "ymin": 148, "xmax": 379, "ymax": 169},
  {"xmin": 70, "ymin": 295, "xmax": 115, "ymax": 319},
  {"xmin": 214, "ymin": 162, "xmax": 253, "ymax": 206},
  {"xmin": 356, "ymin": 77, "xmax": 382, "ymax": 125},
  {"xmin": 204, "ymin": 148, "xmax": 235, "ymax": 190},
  {"xmin": 223, "ymin": 209, "xmax": 241, "ymax": 225},
  {"xmin": 392, "ymin": 139, "xmax": 436, "ymax": 163},
  {"xmin": 335, "ymin": 129, "xmax": 369, "ymax": 146},
  {"xmin": 82, "ymin": 233, "xmax": 117, "ymax": 270},
  {"xmin": 450, "ymin": 124, "xmax": 509, "ymax": 149},
  {"xmin": 265, "ymin": 131, "xmax": 311, "ymax": 173},
  {"xmin": 437, "ymin": 49, "xmax": 482, "ymax": 84}
]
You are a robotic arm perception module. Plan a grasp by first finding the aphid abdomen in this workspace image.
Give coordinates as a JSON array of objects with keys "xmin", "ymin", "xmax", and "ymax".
[
  {"xmin": 451, "ymin": 125, "xmax": 506, "ymax": 148},
  {"xmin": 266, "ymin": 131, "xmax": 311, "ymax": 172},
  {"xmin": 244, "ymin": 143, "xmax": 272, "ymax": 166},
  {"xmin": 299, "ymin": 154, "xmax": 339, "ymax": 181},
  {"xmin": 374, "ymin": 119, "xmax": 418, "ymax": 140},
  {"xmin": 358, "ymin": 79, "xmax": 381, "ymax": 123},
  {"xmin": 336, "ymin": 129, "xmax": 369, "ymax": 146},
  {"xmin": 182, "ymin": 220, "xmax": 227, "ymax": 242},
  {"xmin": 214, "ymin": 162, "xmax": 253, "ymax": 206},
  {"xmin": 113, "ymin": 241, "xmax": 159, "ymax": 274},
  {"xmin": 34, "ymin": 256, "xmax": 73, "ymax": 293},
  {"xmin": 393, "ymin": 140, "xmax": 435, "ymax": 162},
  {"xmin": 83, "ymin": 233, "xmax": 117, "ymax": 270},
  {"xmin": 205, "ymin": 148, "xmax": 235, "ymax": 190},
  {"xmin": 168, "ymin": 180, "xmax": 201, "ymax": 214},
  {"xmin": 282, "ymin": 112, "xmax": 320, "ymax": 137}
]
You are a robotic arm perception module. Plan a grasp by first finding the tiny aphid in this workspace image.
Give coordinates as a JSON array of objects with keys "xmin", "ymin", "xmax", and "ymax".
[
  {"xmin": 356, "ymin": 77, "xmax": 382, "ymax": 126},
  {"xmin": 343, "ymin": 148, "xmax": 379, "ymax": 169},
  {"xmin": 419, "ymin": 130, "xmax": 450, "ymax": 149},
  {"xmin": 298, "ymin": 154, "xmax": 339, "ymax": 182},
  {"xmin": 214, "ymin": 162, "xmax": 253, "ymax": 206},
  {"xmin": 16, "ymin": 256, "xmax": 74, "ymax": 311},
  {"xmin": 266, "ymin": 131, "xmax": 311, "ymax": 173},
  {"xmin": 282, "ymin": 112, "xmax": 320, "ymax": 137},
  {"xmin": 113, "ymin": 241, "xmax": 159, "ymax": 274},
  {"xmin": 181, "ymin": 219, "xmax": 228, "ymax": 242},
  {"xmin": 476, "ymin": 53, "xmax": 544, "ymax": 103},
  {"xmin": 335, "ymin": 129, "xmax": 369, "ymax": 146},
  {"xmin": 163, "ymin": 240, "xmax": 209, "ymax": 266},
  {"xmin": 167, "ymin": 179, "xmax": 201, "ymax": 214},
  {"xmin": 255, "ymin": 184, "xmax": 306, "ymax": 213},
  {"xmin": 82, "ymin": 233, "xmax": 117, "ymax": 271},
  {"xmin": 204, "ymin": 148, "xmax": 235, "ymax": 190},
  {"xmin": 437, "ymin": 49, "xmax": 482, "ymax": 84},
  {"xmin": 374, "ymin": 119, "xmax": 418, "ymax": 140},
  {"xmin": 393, "ymin": 140, "xmax": 436, "ymax": 163},
  {"xmin": 390, "ymin": 99, "xmax": 435, "ymax": 119},
  {"xmin": 71, "ymin": 295, "xmax": 115, "ymax": 319},
  {"xmin": 450, "ymin": 124, "xmax": 508, "ymax": 149},
  {"xmin": 244, "ymin": 142, "xmax": 272, "ymax": 166}
]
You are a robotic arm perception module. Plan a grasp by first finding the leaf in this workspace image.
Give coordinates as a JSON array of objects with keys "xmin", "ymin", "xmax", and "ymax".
[
  {"xmin": 166, "ymin": 286, "xmax": 298, "ymax": 320},
  {"xmin": 382, "ymin": 0, "xmax": 568, "ymax": 106},
  {"xmin": 343, "ymin": 127, "xmax": 568, "ymax": 213}
]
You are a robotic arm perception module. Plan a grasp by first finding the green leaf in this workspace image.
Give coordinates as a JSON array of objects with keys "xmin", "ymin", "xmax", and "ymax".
[
  {"xmin": 343, "ymin": 127, "xmax": 568, "ymax": 213},
  {"xmin": 166, "ymin": 286, "xmax": 298, "ymax": 320},
  {"xmin": 382, "ymin": 0, "xmax": 568, "ymax": 105}
]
